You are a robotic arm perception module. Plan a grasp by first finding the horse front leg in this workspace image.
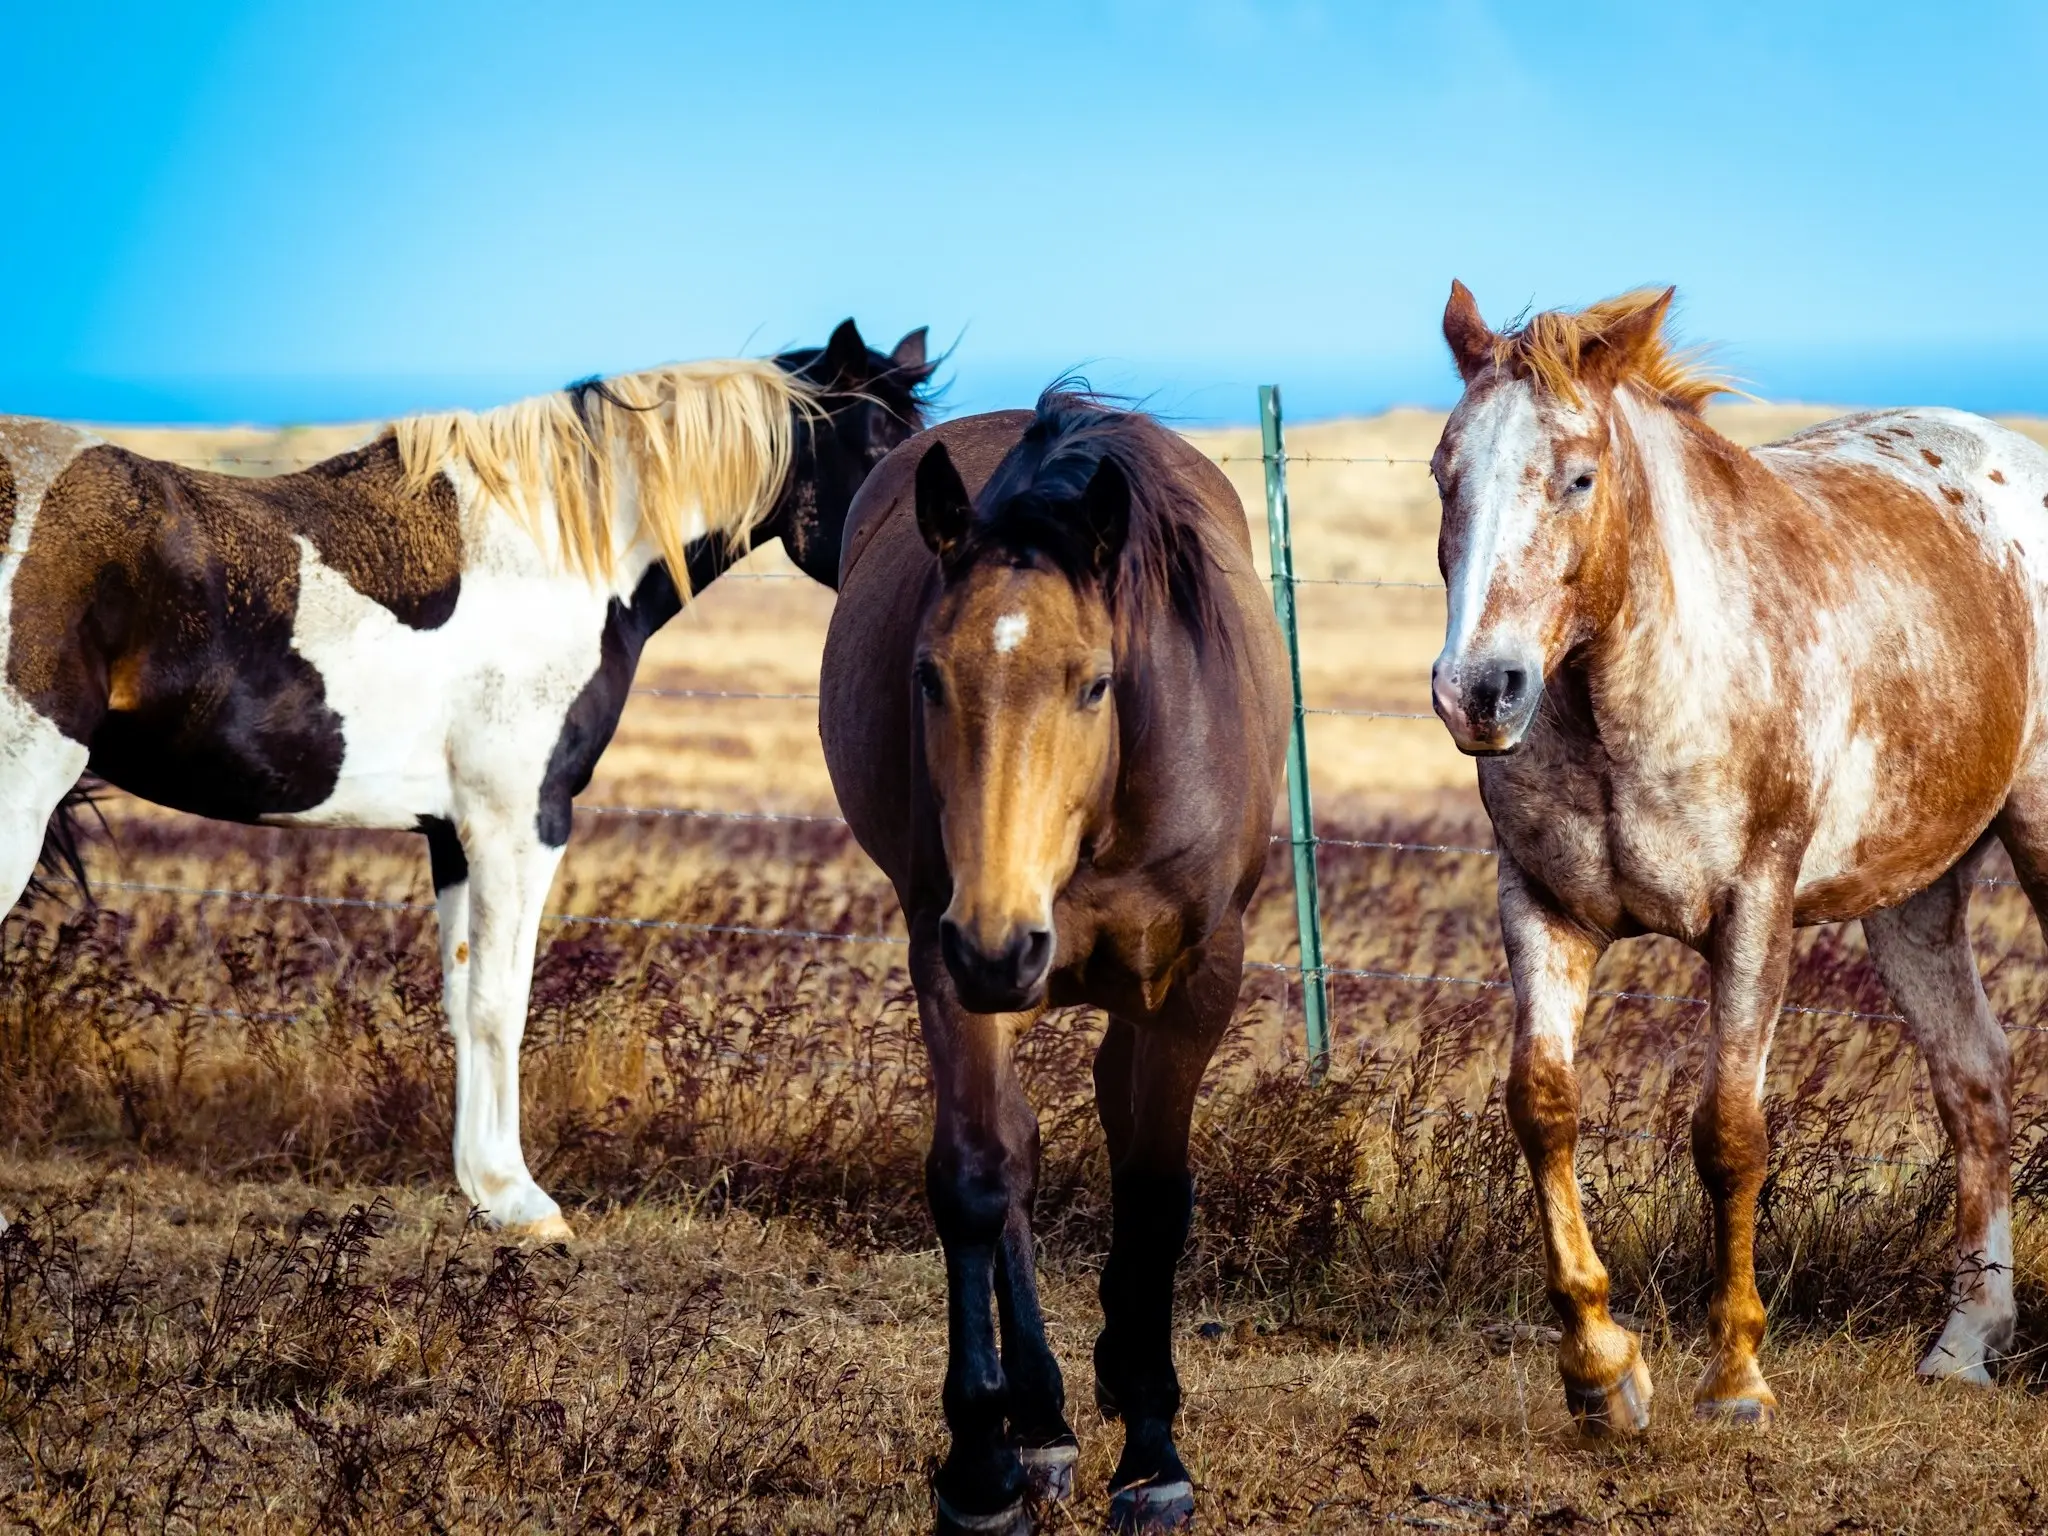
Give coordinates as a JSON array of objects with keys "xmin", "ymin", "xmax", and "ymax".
[
  {"xmin": 1497, "ymin": 858, "xmax": 1647, "ymax": 1434},
  {"xmin": 911, "ymin": 919, "xmax": 1045, "ymax": 1536},
  {"xmin": 447, "ymin": 812, "xmax": 570, "ymax": 1240},
  {"xmin": 992, "ymin": 1078, "xmax": 1079, "ymax": 1507},
  {"xmin": 1692, "ymin": 872, "xmax": 1794, "ymax": 1425},
  {"xmin": 1095, "ymin": 932, "xmax": 1237, "ymax": 1534}
]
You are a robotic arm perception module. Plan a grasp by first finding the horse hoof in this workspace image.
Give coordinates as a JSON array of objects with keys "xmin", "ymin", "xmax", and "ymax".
[
  {"xmin": 1020, "ymin": 1442, "xmax": 1079, "ymax": 1504},
  {"xmin": 935, "ymin": 1493, "xmax": 1030, "ymax": 1535},
  {"xmin": 1564, "ymin": 1352, "xmax": 1653, "ymax": 1437},
  {"xmin": 1107, "ymin": 1478, "xmax": 1194, "ymax": 1533},
  {"xmin": 501, "ymin": 1212, "xmax": 575, "ymax": 1244},
  {"xmin": 1693, "ymin": 1395, "xmax": 1774, "ymax": 1429},
  {"xmin": 1917, "ymin": 1335, "xmax": 2000, "ymax": 1387},
  {"xmin": 1918, "ymin": 1357, "xmax": 1995, "ymax": 1388}
]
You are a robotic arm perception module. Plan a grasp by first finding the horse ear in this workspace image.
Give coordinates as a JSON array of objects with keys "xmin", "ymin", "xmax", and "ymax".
[
  {"xmin": 1443, "ymin": 280, "xmax": 1494, "ymax": 383},
  {"xmin": 890, "ymin": 327, "xmax": 931, "ymax": 379},
  {"xmin": 1081, "ymin": 456, "xmax": 1131, "ymax": 576},
  {"xmin": 1587, "ymin": 287, "xmax": 1676, "ymax": 379},
  {"xmin": 825, "ymin": 318, "xmax": 870, "ymax": 377},
  {"xmin": 915, "ymin": 441, "xmax": 973, "ymax": 567}
]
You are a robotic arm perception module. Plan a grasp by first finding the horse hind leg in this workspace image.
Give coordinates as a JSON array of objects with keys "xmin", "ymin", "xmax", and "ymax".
[
  {"xmin": 1862, "ymin": 849, "xmax": 2014, "ymax": 1386},
  {"xmin": 0, "ymin": 709, "xmax": 93, "ymax": 1228}
]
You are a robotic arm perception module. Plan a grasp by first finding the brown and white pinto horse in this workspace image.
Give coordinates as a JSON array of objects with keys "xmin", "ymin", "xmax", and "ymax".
[
  {"xmin": 1429, "ymin": 282, "xmax": 2047, "ymax": 1430},
  {"xmin": 821, "ymin": 393, "xmax": 1286, "ymax": 1533},
  {"xmin": 0, "ymin": 320, "xmax": 930, "ymax": 1239}
]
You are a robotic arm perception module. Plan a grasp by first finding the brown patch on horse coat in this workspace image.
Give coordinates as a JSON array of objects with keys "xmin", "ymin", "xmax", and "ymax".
[
  {"xmin": 1989, "ymin": 469, "xmax": 2006, "ymax": 484},
  {"xmin": 1756, "ymin": 457, "xmax": 2029, "ymax": 922},
  {"xmin": 1922, "ymin": 448, "xmax": 1944, "ymax": 467},
  {"xmin": 8, "ymin": 436, "xmax": 464, "ymax": 818}
]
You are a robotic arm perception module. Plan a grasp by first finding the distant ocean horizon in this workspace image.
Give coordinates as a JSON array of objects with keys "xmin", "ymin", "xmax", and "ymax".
[{"xmin": 8, "ymin": 342, "xmax": 2048, "ymax": 430}]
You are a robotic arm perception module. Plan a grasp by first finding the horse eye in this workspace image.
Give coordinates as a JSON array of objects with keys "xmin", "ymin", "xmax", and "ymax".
[
  {"xmin": 915, "ymin": 661, "xmax": 944, "ymax": 706},
  {"xmin": 1569, "ymin": 470, "xmax": 1596, "ymax": 494},
  {"xmin": 1080, "ymin": 675, "xmax": 1112, "ymax": 709}
]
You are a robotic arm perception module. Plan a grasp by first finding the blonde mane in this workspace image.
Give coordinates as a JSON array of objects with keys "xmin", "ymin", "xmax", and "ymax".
[
  {"xmin": 1495, "ymin": 289, "xmax": 1733, "ymax": 413},
  {"xmin": 393, "ymin": 359, "xmax": 819, "ymax": 587}
]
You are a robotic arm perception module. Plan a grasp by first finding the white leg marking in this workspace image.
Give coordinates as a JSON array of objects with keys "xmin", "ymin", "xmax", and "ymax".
[
  {"xmin": 0, "ymin": 710, "xmax": 90, "ymax": 1232},
  {"xmin": 1920, "ymin": 1205, "xmax": 2015, "ymax": 1386},
  {"xmin": 451, "ymin": 823, "xmax": 568, "ymax": 1234},
  {"xmin": 434, "ymin": 875, "xmax": 481, "ymax": 1200}
]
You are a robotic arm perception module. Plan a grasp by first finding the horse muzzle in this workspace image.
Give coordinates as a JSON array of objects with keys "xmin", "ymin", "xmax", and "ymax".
[
  {"xmin": 940, "ymin": 915, "xmax": 1055, "ymax": 1014},
  {"xmin": 1432, "ymin": 651, "xmax": 1541, "ymax": 756}
]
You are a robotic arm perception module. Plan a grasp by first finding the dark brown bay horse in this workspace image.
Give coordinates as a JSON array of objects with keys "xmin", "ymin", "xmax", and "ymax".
[
  {"xmin": 0, "ymin": 320, "xmax": 931, "ymax": 1238},
  {"xmin": 820, "ymin": 393, "xmax": 1287, "ymax": 1532},
  {"xmin": 1429, "ymin": 282, "xmax": 2048, "ymax": 1429}
]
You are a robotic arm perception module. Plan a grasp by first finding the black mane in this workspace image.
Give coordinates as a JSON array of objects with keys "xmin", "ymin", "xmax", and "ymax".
[
  {"xmin": 964, "ymin": 388, "xmax": 1232, "ymax": 655},
  {"xmin": 776, "ymin": 343, "xmax": 939, "ymax": 433}
]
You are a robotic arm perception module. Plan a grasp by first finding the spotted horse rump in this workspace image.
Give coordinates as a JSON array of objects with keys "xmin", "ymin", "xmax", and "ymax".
[
  {"xmin": 0, "ymin": 319, "xmax": 933, "ymax": 1238},
  {"xmin": 1430, "ymin": 280, "xmax": 2047, "ymax": 1429}
]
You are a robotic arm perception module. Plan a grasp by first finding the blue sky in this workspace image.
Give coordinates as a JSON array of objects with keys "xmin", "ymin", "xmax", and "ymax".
[{"xmin": 5, "ymin": 1, "xmax": 2047, "ymax": 425}]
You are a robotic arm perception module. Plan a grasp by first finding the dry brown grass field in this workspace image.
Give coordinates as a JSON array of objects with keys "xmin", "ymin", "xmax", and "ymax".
[{"xmin": 2, "ymin": 407, "xmax": 2046, "ymax": 1532}]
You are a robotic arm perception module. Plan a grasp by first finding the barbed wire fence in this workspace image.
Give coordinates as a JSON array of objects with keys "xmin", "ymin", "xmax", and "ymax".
[{"xmin": 64, "ymin": 410, "xmax": 2044, "ymax": 1181}]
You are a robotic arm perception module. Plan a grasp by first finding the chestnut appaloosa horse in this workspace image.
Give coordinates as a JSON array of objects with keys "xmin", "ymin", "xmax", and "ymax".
[
  {"xmin": 1430, "ymin": 281, "xmax": 2048, "ymax": 1430},
  {"xmin": 820, "ymin": 393, "xmax": 1287, "ymax": 1532},
  {"xmin": 0, "ymin": 320, "xmax": 931, "ymax": 1239}
]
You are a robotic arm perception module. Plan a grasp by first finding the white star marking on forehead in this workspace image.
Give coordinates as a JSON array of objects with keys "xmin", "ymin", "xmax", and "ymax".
[{"xmin": 992, "ymin": 612, "xmax": 1029, "ymax": 653}]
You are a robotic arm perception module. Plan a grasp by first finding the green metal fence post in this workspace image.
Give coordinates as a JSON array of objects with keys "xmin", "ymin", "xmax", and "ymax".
[{"xmin": 1259, "ymin": 384, "xmax": 1330, "ymax": 1078}]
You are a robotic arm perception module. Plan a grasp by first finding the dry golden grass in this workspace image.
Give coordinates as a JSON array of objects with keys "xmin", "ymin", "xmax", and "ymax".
[
  {"xmin": 4, "ymin": 1155, "xmax": 2045, "ymax": 1535},
  {"xmin": 9, "ymin": 404, "xmax": 2037, "ymax": 1531},
  {"xmin": 2, "ymin": 808, "xmax": 2043, "ymax": 1532}
]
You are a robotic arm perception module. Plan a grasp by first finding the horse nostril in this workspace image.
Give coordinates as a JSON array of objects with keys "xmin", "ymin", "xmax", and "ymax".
[
  {"xmin": 1499, "ymin": 668, "xmax": 1527, "ymax": 709},
  {"xmin": 940, "ymin": 918, "xmax": 970, "ymax": 975},
  {"xmin": 1017, "ymin": 928, "xmax": 1053, "ymax": 980}
]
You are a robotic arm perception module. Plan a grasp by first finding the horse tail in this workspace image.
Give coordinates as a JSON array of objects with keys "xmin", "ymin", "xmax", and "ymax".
[{"xmin": 30, "ymin": 776, "xmax": 105, "ymax": 906}]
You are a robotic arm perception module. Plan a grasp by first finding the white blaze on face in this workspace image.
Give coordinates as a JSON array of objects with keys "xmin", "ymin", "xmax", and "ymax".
[
  {"xmin": 1442, "ymin": 382, "xmax": 1550, "ymax": 664},
  {"xmin": 992, "ymin": 611, "xmax": 1029, "ymax": 654}
]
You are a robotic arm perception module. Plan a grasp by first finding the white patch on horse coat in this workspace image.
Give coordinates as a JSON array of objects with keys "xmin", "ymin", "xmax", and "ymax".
[
  {"xmin": 0, "ymin": 419, "xmax": 98, "ymax": 823},
  {"xmin": 1920, "ymin": 1204, "xmax": 2016, "ymax": 1383},
  {"xmin": 278, "ymin": 523, "xmax": 611, "ymax": 830},
  {"xmin": 1617, "ymin": 393, "xmax": 1765, "ymax": 724},
  {"xmin": 1441, "ymin": 383, "xmax": 1546, "ymax": 664},
  {"xmin": 0, "ymin": 422, "xmax": 101, "ymax": 1225},
  {"xmin": 992, "ymin": 611, "xmax": 1029, "ymax": 654}
]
